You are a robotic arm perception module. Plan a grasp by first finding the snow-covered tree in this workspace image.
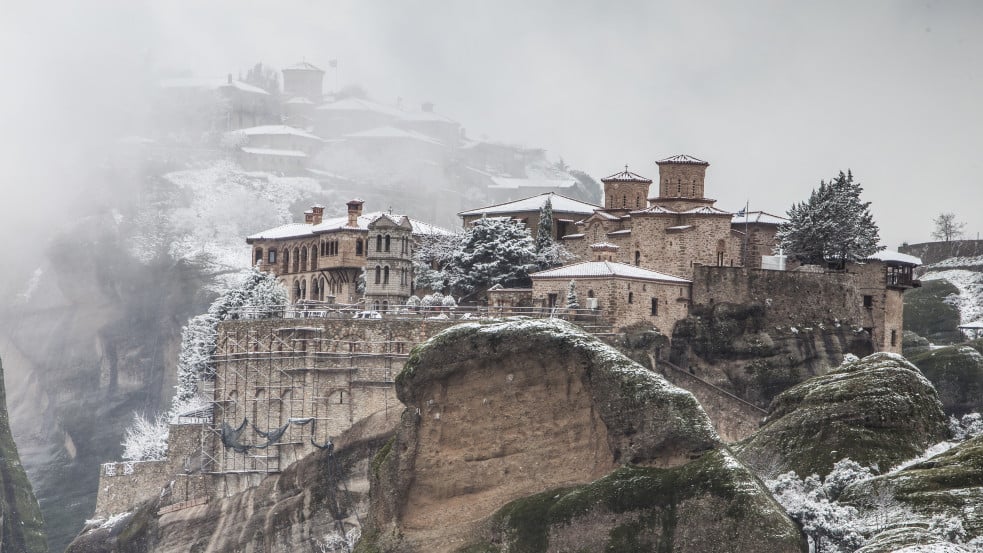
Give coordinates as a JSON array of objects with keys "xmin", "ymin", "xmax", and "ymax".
[
  {"xmin": 536, "ymin": 241, "xmax": 575, "ymax": 270},
  {"xmin": 406, "ymin": 295, "xmax": 421, "ymax": 308},
  {"xmin": 535, "ymin": 198, "xmax": 555, "ymax": 254},
  {"xmin": 412, "ymin": 230, "xmax": 462, "ymax": 294},
  {"xmin": 566, "ymin": 280, "xmax": 579, "ymax": 309},
  {"xmin": 447, "ymin": 217, "xmax": 538, "ymax": 296},
  {"xmin": 441, "ymin": 295, "xmax": 457, "ymax": 308},
  {"xmin": 121, "ymin": 412, "xmax": 169, "ymax": 461},
  {"xmin": 776, "ymin": 170, "xmax": 883, "ymax": 266}
]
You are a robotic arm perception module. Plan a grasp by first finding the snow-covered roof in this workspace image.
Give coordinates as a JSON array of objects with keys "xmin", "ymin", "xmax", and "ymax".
[
  {"xmin": 667, "ymin": 225, "xmax": 693, "ymax": 231},
  {"xmin": 561, "ymin": 233, "xmax": 585, "ymax": 239},
  {"xmin": 237, "ymin": 125, "xmax": 322, "ymax": 140},
  {"xmin": 285, "ymin": 96, "xmax": 315, "ymax": 105},
  {"xmin": 607, "ymin": 229, "xmax": 632, "ymax": 235},
  {"xmin": 590, "ymin": 242, "xmax": 619, "ymax": 249},
  {"xmin": 656, "ymin": 154, "xmax": 708, "ymax": 165},
  {"xmin": 632, "ymin": 205, "xmax": 677, "ymax": 215},
  {"xmin": 531, "ymin": 261, "xmax": 690, "ymax": 283},
  {"xmin": 159, "ymin": 77, "xmax": 270, "ymax": 95},
  {"xmin": 681, "ymin": 206, "xmax": 731, "ymax": 215},
  {"xmin": 399, "ymin": 110, "xmax": 458, "ymax": 124},
  {"xmin": 247, "ymin": 211, "xmax": 452, "ymax": 240},
  {"xmin": 601, "ymin": 166, "xmax": 653, "ymax": 183},
  {"xmin": 958, "ymin": 320, "xmax": 983, "ymax": 330},
  {"xmin": 240, "ymin": 147, "xmax": 308, "ymax": 158},
  {"xmin": 732, "ymin": 210, "xmax": 788, "ymax": 225},
  {"xmin": 865, "ymin": 250, "xmax": 922, "ymax": 266},
  {"xmin": 283, "ymin": 61, "xmax": 324, "ymax": 72},
  {"xmin": 458, "ymin": 192, "xmax": 601, "ymax": 217},
  {"xmin": 316, "ymin": 97, "xmax": 403, "ymax": 117},
  {"xmin": 488, "ymin": 176, "xmax": 577, "ymax": 190},
  {"xmin": 344, "ymin": 126, "xmax": 445, "ymax": 146}
]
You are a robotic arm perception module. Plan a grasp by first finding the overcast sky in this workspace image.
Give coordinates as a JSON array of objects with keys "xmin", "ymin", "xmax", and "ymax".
[{"xmin": 2, "ymin": 0, "xmax": 982, "ymax": 252}]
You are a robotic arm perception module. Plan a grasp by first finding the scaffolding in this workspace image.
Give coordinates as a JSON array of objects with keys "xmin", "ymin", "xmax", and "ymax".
[{"xmin": 202, "ymin": 323, "xmax": 409, "ymax": 478}]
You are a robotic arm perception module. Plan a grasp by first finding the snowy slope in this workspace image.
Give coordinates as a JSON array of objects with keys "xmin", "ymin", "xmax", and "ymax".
[{"xmin": 921, "ymin": 255, "xmax": 983, "ymax": 325}]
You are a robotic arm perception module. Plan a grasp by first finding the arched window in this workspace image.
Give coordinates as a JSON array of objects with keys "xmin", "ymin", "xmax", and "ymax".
[
  {"xmin": 311, "ymin": 279, "xmax": 319, "ymax": 302},
  {"xmin": 310, "ymin": 246, "xmax": 318, "ymax": 270},
  {"xmin": 384, "ymin": 234, "xmax": 391, "ymax": 252},
  {"xmin": 283, "ymin": 249, "xmax": 290, "ymax": 273},
  {"xmin": 356, "ymin": 239, "xmax": 364, "ymax": 256},
  {"xmin": 382, "ymin": 300, "xmax": 389, "ymax": 313},
  {"xmin": 376, "ymin": 235, "xmax": 383, "ymax": 252},
  {"xmin": 254, "ymin": 247, "xmax": 263, "ymax": 265},
  {"xmin": 293, "ymin": 280, "xmax": 301, "ymax": 302},
  {"xmin": 383, "ymin": 266, "xmax": 390, "ymax": 284},
  {"xmin": 374, "ymin": 266, "xmax": 381, "ymax": 284},
  {"xmin": 628, "ymin": 291, "xmax": 634, "ymax": 304},
  {"xmin": 588, "ymin": 290, "xmax": 595, "ymax": 298},
  {"xmin": 293, "ymin": 248, "xmax": 300, "ymax": 273},
  {"xmin": 300, "ymin": 279, "xmax": 307, "ymax": 300}
]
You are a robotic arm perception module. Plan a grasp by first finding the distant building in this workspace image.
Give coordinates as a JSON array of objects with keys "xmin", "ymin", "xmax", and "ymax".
[
  {"xmin": 281, "ymin": 61, "xmax": 325, "ymax": 103},
  {"xmin": 364, "ymin": 213, "xmax": 416, "ymax": 310},
  {"xmin": 458, "ymin": 192, "xmax": 601, "ymax": 241},
  {"xmin": 233, "ymin": 125, "xmax": 323, "ymax": 174}
]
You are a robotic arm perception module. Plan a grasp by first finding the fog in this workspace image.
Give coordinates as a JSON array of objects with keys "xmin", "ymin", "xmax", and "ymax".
[{"xmin": 2, "ymin": 0, "xmax": 983, "ymax": 279}]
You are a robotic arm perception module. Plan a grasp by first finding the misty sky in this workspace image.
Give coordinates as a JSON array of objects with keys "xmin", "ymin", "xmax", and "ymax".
[{"xmin": 2, "ymin": 0, "xmax": 982, "ymax": 254}]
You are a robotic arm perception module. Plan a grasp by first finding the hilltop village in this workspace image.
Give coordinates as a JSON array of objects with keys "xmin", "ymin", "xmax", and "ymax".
[{"xmin": 83, "ymin": 61, "xmax": 931, "ymax": 549}]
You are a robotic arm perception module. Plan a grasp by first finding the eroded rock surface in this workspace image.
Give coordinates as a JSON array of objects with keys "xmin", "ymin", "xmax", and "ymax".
[
  {"xmin": 360, "ymin": 319, "xmax": 805, "ymax": 553},
  {"xmin": 909, "ymin": 344, "xmax": 983, "ymax": 415},
  {"xmin": 735, "ymin": 352, "xmax": 949, "ymax": 477}
]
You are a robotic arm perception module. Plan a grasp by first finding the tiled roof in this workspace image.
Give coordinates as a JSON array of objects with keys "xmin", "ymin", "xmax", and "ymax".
[
  {"xmin": 458, "ymin": 192, "xmax": 601, "ymax": 217},
  {"xmin": 731, "ymin": 210, "xmax": 787, "ymax": 225},
  {"xmin": 681, "ymin": 206, "xmax": 732, "ymax": 215},
  {"xmin": 656, "ymin": 154, "xmax": 709, "ymax": 165},
  {"xmin": 284, "ymin": 61, "xmax": 324, "ymax": 72},
  {"xmin": 247, "ymin": 211, "xmax": 453, "ymax": 240},
  {"xmin": 601, "ymin": 166, "xmax": 653, "ymax": 183},
  {"xmin": 531, "ymin": 261, "xmax": 690, "ymax": 283}
]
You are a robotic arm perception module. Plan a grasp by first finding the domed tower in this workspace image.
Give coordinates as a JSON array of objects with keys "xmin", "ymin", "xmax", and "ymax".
[
  {"xmin": 601, "ymin": 166, "xmax": 653, "ymax": 211},
  {"xmin": 282, "ymin": 61, "xmax": 325, "ymax": 102},
  {"xmin": 651, "ymin": 154, "xmax": 715, "ymax": 211}
]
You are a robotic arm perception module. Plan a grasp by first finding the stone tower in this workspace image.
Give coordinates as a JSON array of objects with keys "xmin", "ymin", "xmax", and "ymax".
[
  {"xmin": 601, "ymin": 166, "xmax": 653, "ymax": 211},
  {"xmin": 364, "ymin": 213, "xmax": 415, "ymax": 311},
  {"xmin": 651, "ymin": 154, "xmax": 714, "ymax": 211},
  {"xmin": 282, "ymin": 61, "xmax": 325, "ymax": 102}
]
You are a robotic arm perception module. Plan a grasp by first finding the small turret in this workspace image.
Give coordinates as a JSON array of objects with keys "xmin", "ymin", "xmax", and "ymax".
[
  {"xmin": 346, "ymin": 199, "xmax": 364, "ymax": 227},
  {"xmin": 601, "ymin": 166, "xmax": 652, "ymax": 211}
]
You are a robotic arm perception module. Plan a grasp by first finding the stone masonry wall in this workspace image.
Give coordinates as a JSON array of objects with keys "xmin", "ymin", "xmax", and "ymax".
[{"xmin": 533, "ymin": 277, "xmax": 690, "ymax": 333}]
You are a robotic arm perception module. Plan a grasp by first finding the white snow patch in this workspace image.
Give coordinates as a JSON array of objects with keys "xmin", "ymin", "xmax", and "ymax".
[{"xmin": 921, "ymin": 269, "xmax": 983, "ymax": 324}]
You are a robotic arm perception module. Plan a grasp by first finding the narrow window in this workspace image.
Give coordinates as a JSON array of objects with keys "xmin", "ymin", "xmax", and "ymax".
[
  {"xmin": 374, "ymin": 266, "xmax": 381, "ymax": 284},
  {"xmin": 356, "ymin": 239, "xmax": 364, "ymax": 256},
  {"xmin": 268, "ymin": 249, "xmax": 277, "ymax": 264},
  {"xmin": 383, "ymin": 266, "xmax": 390, "ymax": 284},
  {"xmin": 891, "ymin": 329, "xmax": 897, "ymax": 347},
  {"xmin": 651, "ymin": 298, "xmax": 658, "ymax": 315},
  {"xmin": 376, "ymin": 235, "xmax": 383, "ymax": 252},
  {"xmin": 635, "ymin": 251, "xmax": 640, "ymax": 266},
  {"xmin": 863, "ymin": 295, "xmax": 873, "ymax": 308},
  {"xmin": 628, "ymin": 291, "xmax": 634, "ymax": 304},
  {"xmin": 384, "ymin": 235, "xmax": 391, "ymax": 252},
  {"xmin": 254, "ymin": 248, "xmax": 263, "ymax": 264}
]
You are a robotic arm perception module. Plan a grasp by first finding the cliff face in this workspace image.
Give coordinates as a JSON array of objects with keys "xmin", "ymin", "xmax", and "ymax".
[
  {"xmin": 360, "ymin": 319, "xmax": 806, "ymax": 553},
  {"xmin": 0, "ymin": 355, "xmax": 48, "ymax": 553},
  {"xmin": 65, "ymin": 411, "xmax": 395, "ymax": 553},
  {"xmin": 734, "ymin": 352, "xmax": 949, "ymax": 477}
]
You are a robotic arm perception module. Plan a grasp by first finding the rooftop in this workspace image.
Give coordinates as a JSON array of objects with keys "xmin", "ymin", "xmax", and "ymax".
[
  {"xmin": 159, "ymin": 77, "xmax": 271, "ymax": 95},
  {"xmin": 284, "ymin": 61, "xmax": 325, "ymax": 72},
  {"xmin": 488, "ymin": 176, "xmax": 578, "ymax": 190},
  {"xmin": 248, "ymin": 211, "xmax": 453, "ymax": 241},
  {"xmin": 865, "ymin": 250, "xmax": 922, "ymax": 266},
  {"xmin": 732, "ymin": 210, "xmax": 788, "ymax": 225},
  {"xmin": 531, "ymin": 261, "xmax": 690, "ymax": 283},
  {"xmin": 601, "ymin": 166, "xmax": 653, "ymax": 183},
  {"xmin": 344, "ymin": 126, "xmax": 445, "ymax": 146},
  {"xmin": 656, "ymin": 154, "xmax": 709, "ymax": 165},
  {"xmin": 240, "ymin": 147, "xmax": 307, "ymax": 158},
  {"xmin": 458, "ymin": 192, "xmax": 601, "ymax": 217},
  {"xmin": 237, "ymin": 125, "xmax": 322, "ymax": 140}
]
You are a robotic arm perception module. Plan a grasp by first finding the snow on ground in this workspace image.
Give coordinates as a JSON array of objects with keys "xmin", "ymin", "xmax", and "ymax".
[
  {"xmin": 128, "ymin": 161, "xmax": 330, "ymax": 291},
  {"xmin": 921, "ymin": 269, "xmax": 983, "ymax": 325}
]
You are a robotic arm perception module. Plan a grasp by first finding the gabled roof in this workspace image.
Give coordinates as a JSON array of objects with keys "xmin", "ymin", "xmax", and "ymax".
[
  {"xmin": 237, "ymin": 125, "xmax": 322, "ymax": 140},
  {"xmin": 680, "ymin": 206, "xmax": 731, "ymax": 215},
  {"xmin": 601, "ymin": 166, "xmax": 653, "ymax": 183},
  {"xmin": 159, "ymin": 77, "xmax": 270, "ymax": 95},
  {"xmin": 344, "ymin": 126, "xmax": 445, "ymax": 146},
  {"xmin": 531, "ymin": 261, "xmax": 690, "ymax": 283},
  {"xmin": 656, "ymin": 154, "xmax": 709, "ymax": 165},
  {"xmin": 732, "ymin": 210, "xmax": 788, "ymax": 225},
  {"xmin": 247, "ymin": 211, "xmax": 453, "ymax": 241},
  {"xmin": 631, "ymin": 205, "xmax": 677, "ymax": 215},
  {"xmin": 458, "ymin": 192, "xmax": 601, "ymax": 217},
  {"xmin": 284, "ymin": 61, "xmax": 324, "ymax": 72},
  {"xmin": 368, "ymin": 212, "xmax": 412, "ymax": 229},
  {"xmin": 316, "ymin": 97, "xmax": 403, "ymax": 117}
]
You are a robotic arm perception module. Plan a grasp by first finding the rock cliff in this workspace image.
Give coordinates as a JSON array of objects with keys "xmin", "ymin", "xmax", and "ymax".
[
  {"xmin": 735, "ymin": 352, "xmax": 949, "ymax": 477},
  {"xmin": 0, "ymin": 355, "xmax": 47, "ymax": 553},
  {"xmin": 358, "ymin": 319, "xmax": 806, "ymax": 553},
  {"xmin": 908, "ymin": 343, "xmax": 983, "ymax": 415}
]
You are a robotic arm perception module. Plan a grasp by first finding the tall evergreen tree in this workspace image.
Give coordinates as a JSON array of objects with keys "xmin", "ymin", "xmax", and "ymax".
[
  {"xmin": 447, "ymin": 217, "xmax": 538, "ymax": 296},
  {"xmin": 535, "ymin": 198, "xmax": 555, "ymax": 253},
  {"xmin": 776, "ymin": 170, "xmax": 883, "ymax": 266}
]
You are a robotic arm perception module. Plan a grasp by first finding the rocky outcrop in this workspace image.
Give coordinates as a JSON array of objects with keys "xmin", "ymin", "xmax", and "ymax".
[
  {"xmin": 65, "ymin": 410, "xmax": 395, "ymax": 553},
  {"xmin": 670, "ymin": 303, "xmax": 873, "ymax": 408},
  {"xmin": 359, "ymin": 319, "xmax": 806, "ymax": 553},
  {"xmin": 909, "ymin": 344, "xmax": 983, "ymax": 415},
  {"xmin": 735, "ymin": 352, "xmax": 949, "ymax": 477},
  {"xmin": 902, "ymin": 279, "xmax": 964, "ymax": 344},
  {"xmin": 0, "ymin": 355, "xmax": 47, "ymax": 553},
  {"xmin": 842, "ymin": 434, "xmax": 983, "ymax": 545}
]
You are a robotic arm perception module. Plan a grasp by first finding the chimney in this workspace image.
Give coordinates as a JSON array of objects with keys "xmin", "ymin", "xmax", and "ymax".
[
  {"xmin": 311, "ymin": 204, "xmax": 324, "ymax": 225},
  {"xmin": 346, "ymin": 199, "xmax": 364, "ymax": 227},
  {"xmin": 422, "ymin": 101, "xmax": 434, "ymax": 113},
  {"xmin": 304, "ymin": 210, "xmax": 314, "ymax": 224}
]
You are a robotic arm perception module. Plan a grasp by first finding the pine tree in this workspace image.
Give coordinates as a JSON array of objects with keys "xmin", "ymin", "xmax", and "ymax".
[
  {"xmin": 566, "ymin": 280, "xmax": 579, "ymax": 309},
  {"xmin": 776, "ymin": 170, "xmax": 883, "ymax": 266},
  {"xmin": 535, "ymin": 198, "xmax": 555, "ymax": 254},
  {"xmin": 449, "ymin": 217, "xmax": 538, "ymax": 296}
]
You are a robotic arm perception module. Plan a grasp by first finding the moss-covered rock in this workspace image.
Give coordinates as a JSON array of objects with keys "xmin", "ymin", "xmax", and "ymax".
[
  {"xmin": 842, "ymin": 435, "xmax": 983, "ymax": 542},
  {"xmin": 734, "ymin": 352, "xmax": 949, "ymax": 477},
  {"xmin": 474, "ymin": 449, "xmax": 805, "ymax": 553},
  {"xmin": 903, "ymin": 279, "xmax": 964, "ymax": 344},
  {"xmin": 908, "ymin": 344, "xmax": 983, "ymax": 415},
  {"xmin": 901, "ymin": 330, "xmax": 931, "ymax": 357},
  {"xmin": 0, "ymin": 355, "xmax": 48, "ymax": 553},
  {"xmin": 363, "ymin": 319, "xmax": 805, "ymax": 553}
]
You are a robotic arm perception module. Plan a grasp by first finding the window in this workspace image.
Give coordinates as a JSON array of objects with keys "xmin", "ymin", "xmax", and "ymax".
[
  {"xmin": 374, "ymin": 266, "xmax": 381, "ymax": 284},
  {"xmin": 356, "ymin": 239, "xmax": 364, "ymax": 256},
  {"xmin": 628, "ymin": 292, "xmax": 634, "ymax": 304},
  {"xmin": 863, "ymin": 295, "xmax": 873, "ymax": 308},
  {"xmin": 268, "ymin": 249, "xmax": 277, "ymax": 264},
  {"xmin": 548, "ymin": 293, "xmax": 558, "ymax": 308},
  {"xmin": 254, "ymin": 248, "xmax": 263, "ymax": 264},
  {"xmin": 310, "ymin": 246, "xmax": 318, "ymax": 270},
  {"xmin": 383, "ymin": 266, "xmax": 390, "ymax": 284},
  {"xmin": 376, "ymin": 235, "xmax": 383, "ymax": 252},
  {"xmin": 891, "ymin": 329, "xmax": 898, "ymax": 347},
  {"xmin": 635, "ymin": 251, "xmax": 640, "ymax": 266},
  {"xmin": 384, "ymin": 234, "xmax": 391, "ymax": 252},
  {"xmin": 651, "ymin": 298, "xmax": 658, "ymax": 315}
]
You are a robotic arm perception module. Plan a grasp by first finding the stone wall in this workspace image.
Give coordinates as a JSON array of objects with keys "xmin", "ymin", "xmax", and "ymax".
[
  {"xmin": 532, "ymin": 277, "xmax": 689, "ymax": 333},
  {"xmin": 900, "ymin": 239, "xmax": 983, "ymax": 267}
]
